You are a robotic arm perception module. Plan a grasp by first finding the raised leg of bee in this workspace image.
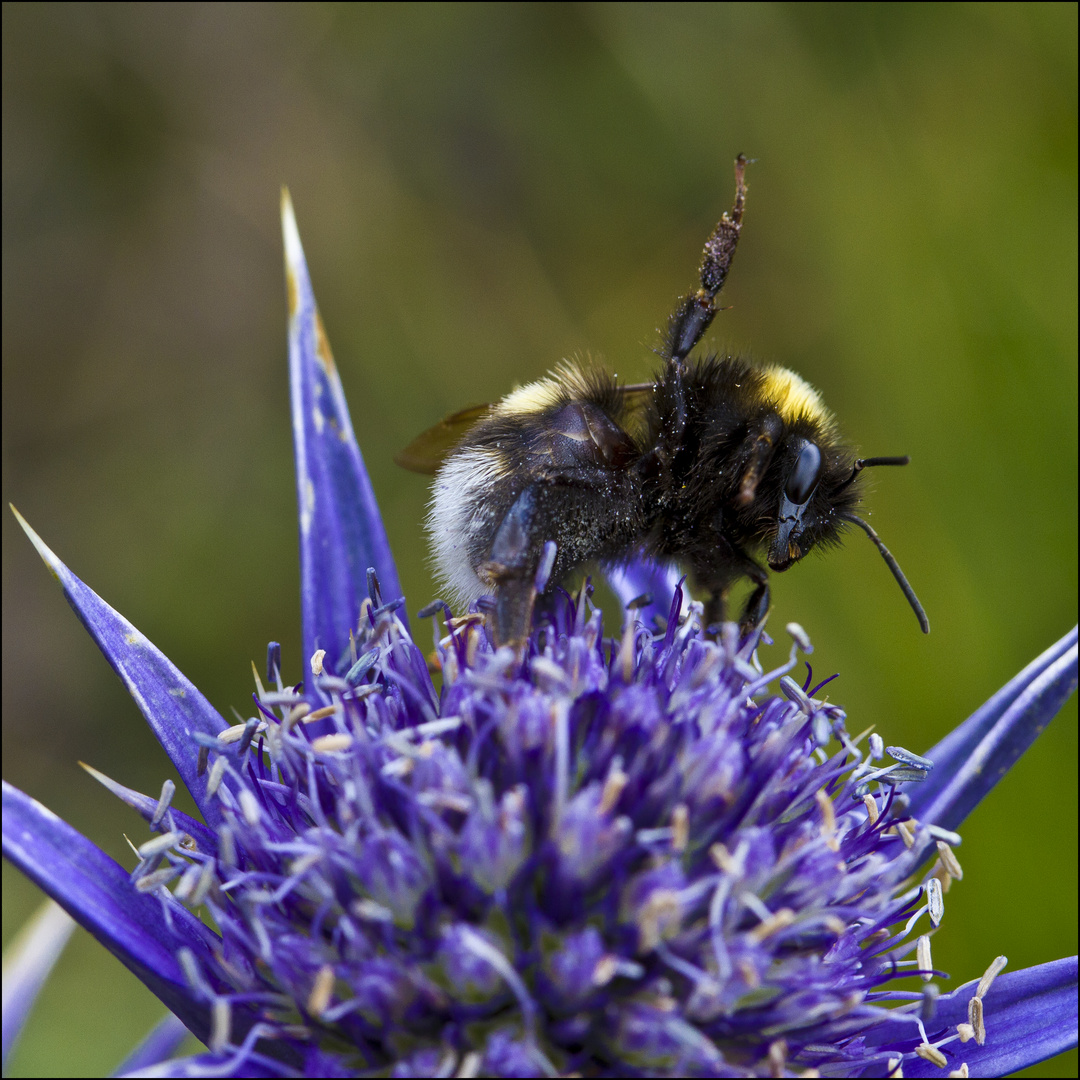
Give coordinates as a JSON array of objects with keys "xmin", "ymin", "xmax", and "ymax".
[{"xmin": 664, "ymin": 153, "xmax": 748, "ymax": 368}]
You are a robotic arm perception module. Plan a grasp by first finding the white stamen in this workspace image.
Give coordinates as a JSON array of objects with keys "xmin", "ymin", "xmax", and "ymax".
[
  {"xmin": 302, "ymin": 704, "xmax": 339, "ymax": 724},
  {"xmin": 210, "ymin": 997, "xmax": 231, "ymax": 1053},
  {"xmin": 137, "ymin": 831, "xmax": 183, "ymax": 858},
  {"xmin": 599, "ymin": 759, "xmax": 628, "ymax": 815},
  {"xmin": 816, "ymin": 789, "xmax": 839, "ymax": 851},
  {"xmin": 239, "ymin": 789, "xmax": 261, "ymax": 826},
  {"xmin": 455, "ymin": 1052, "xmax": 481, "ymax": 1078},
  {"xmin": 174, "ymin": 862, "xmax": 203, "ymax": 901},
  {"xmin": 926, "ymin": 823, "xmax": 962, "ymax": 846},
  {"xmin": 926, "ymin": 878, "xmax": 944, "ymax": 926},
  {"xmin": 306, "ymin": 964, "xmax": 335, "ymax": 1017},
  {"xmin": 151, "ymin": 780, "xmax": 176, "ymax": 828},
  {"xmin": 915, "ymin": 1043, "xmax": 948, "ymax": 1067},
  {"xmin": 529, "ymin": 657, "xmax": 569, "ymax": 687},
  {"xmin": 191, "ymin": 860, "xmax": 216, "ymax": 905},
  {"xmin": 967, "ymin": 994, "xmax": 986, "ymax": 1045},
  {"xmin": 671, "ymin": 804, "xmax": 689, "ymax": 853},
  {"xmin": 551, "ymin": 701, "xmax": 570, "ymax": 834},
  {"xmin": 352, "ymin": 898, "xmax": 394, "ymax": 922},
  {"xmin": 976, "ymin": 955, "xmax": 1008, "ymax": 998},
  {"xmin": 748, "ymin": 908, "xmax": 796, "ymax": 943},
  {"xmin": 207, "ymin": 756, "xmax": 228, "ymax": 797},
  {"xmin": 311, "ymin": 733, "xmax": 354, "ymax": 753},
  {"xmin": 134, "ymin": 866, "xmax": 181, "ymax": 892},
  {"xmin": 917, "ymin": 935, "xmax": 933, "ymax": 981},
  {"xmin": 936, "ymin": 840, "xmax": 963, "ymax": 880}
]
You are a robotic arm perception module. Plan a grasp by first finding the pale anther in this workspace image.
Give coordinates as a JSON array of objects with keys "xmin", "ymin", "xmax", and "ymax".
[
  {"xmin": 134, "ymin": 866, "xmax": 181, "ymax": 892},
  {"xmin": 967, "ymin": 994, "xmax": 985, "ymax": 1045},
  {"xmin": 306, "ymin": 964, "xmax": 335, "ymax": 1017},
  {"xmin": 886, "ymin": 745, "xmax": 934, "ymax": 769},
  {"xmin": 218, "ymin": 722, "xmax": 249, "ymax": 745},
  {"xmin": 599, "ymin": 760, "xmax": 628, "ymax": 815},
  {"xmin": 926, "ymin": 877, "xmax": 944, "ymax": 926},
  {"xmin": 976, "ymin": 954, "xmax": 1007, "ymax": 998},
  {"xmin": 767, "ymin": 1038, "xmax": 787, "ymax": 1077},
  {"xmin": 748, "ymin": 907, "xmax": 796, "ymax": 943},
  {"xmin": 895, "ymin": 820, "xmax": 916, "ymax": 849},
  {"xmin": 210, "ymin": 997, "xmax": 231, "ymax": 1053},
  {"xmin": 311, "ymin": 733, "xmax": 354, "ymax": 753},
  {"xmin": 917, "ymin": 934, "xmax": 933, "ymax": 981},
  {"xmin": 935, "ymin": 840, "xmax": 963, "ymax": 880},
  {"xmin": 914, "ymin": 1042, "xmax": 947, "ymax": 1067},
  {"xmin": 151, "ymin": 779, "xmax": 175, "ymax": 828},
  {"xmin": 785, "ymin": 622, "xmax": 812, "ymax": 652},
  {"xmin": 239, "ymin": 789, "xmax": 261, "ymax": 826},
  {"xmin": 456, "ymin": 1051, "xmax": 481, "ymax": 1078},
  {"xmin": 671, "ymin": 803, "xmax": 689, "ymax": 852},
  {"xmin": 779, "ymin": 675, "xmax": 812, "ymax": 714},
  {"xmin": 207, "ymin": 755, "xmax": 227, "ymax": 797},
  {"xmin": 137, "ymin": 831, "xmax": 183, "ymax": 858}
]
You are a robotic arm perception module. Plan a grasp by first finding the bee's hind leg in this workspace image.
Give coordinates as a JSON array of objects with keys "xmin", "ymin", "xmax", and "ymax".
[{"xmin": 477, "ymin": 487, "xmax": 545, "ymax": 652}]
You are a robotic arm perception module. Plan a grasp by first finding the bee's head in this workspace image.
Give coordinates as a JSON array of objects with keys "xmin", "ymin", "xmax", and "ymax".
[
  {"xmin": 766, "ymin": 437, "xmax": 843, "ymax": 571},
  {"xmin": 765, "ymin": 440, "xmax": 930, "ymax": 633}
]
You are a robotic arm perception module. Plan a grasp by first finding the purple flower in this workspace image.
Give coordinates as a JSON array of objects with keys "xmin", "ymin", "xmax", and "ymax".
[{"xmin": 3, "ymin": 194, "xmax": 1076, "ymax": 1078}]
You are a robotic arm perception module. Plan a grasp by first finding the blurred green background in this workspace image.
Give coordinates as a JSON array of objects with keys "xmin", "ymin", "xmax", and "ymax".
[{"xmin": 3, "ymin": 4, "xmax": 1075, "ymax": 1076}]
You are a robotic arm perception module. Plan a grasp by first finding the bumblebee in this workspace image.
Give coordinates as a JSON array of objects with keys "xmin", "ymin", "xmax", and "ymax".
[{"xmin": 398, "ymin": 156, "xmax": 928, "ymax": 648}]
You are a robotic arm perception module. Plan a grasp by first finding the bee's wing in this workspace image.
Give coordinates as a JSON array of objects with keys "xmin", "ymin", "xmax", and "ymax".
[
  {"xmin": 614, "ymin": 382, "xmax": 656, "ymax": 431},
  {"xmin": 395, "ymin": 383, "xmax": 654, "ymax": 475},
  {"xmin": 616, "ymin": 383, "xmax": 655, "ymax": 409},
  {"xmin": 394, "ymin": 403, "xmax": 493, "ymax": 474}
]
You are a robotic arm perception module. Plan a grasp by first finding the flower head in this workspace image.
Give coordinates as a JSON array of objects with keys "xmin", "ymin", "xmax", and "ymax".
[{"xmin": 3, "ymin": 195, "xmax": 1076, "ymax": 1078}]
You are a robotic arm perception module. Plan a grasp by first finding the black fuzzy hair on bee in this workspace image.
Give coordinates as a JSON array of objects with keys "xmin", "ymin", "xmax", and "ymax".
[{"xmin": 399, "ymin": 156, "xmax": 928, "ymax": 648}]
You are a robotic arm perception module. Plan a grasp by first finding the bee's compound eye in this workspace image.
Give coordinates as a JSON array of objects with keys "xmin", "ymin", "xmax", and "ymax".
[{"xmin": 786, "ymin": 441, "xmax": 822, "ymax": 505}]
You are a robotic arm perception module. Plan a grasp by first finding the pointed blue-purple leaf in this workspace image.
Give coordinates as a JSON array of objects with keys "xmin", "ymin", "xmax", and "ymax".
[
  {"xmin": 11, "ymin": 509, "xmax": 227, "ymax": 826},
  {"xmin": 112, "ymin": 1014, "xmax": 191, "ymax": 1077},
  {"xmin": 605, "ymin": 558, "xmax": 684, "ymax": 629},
  {"xmin": 1, "ymin": 900, "xmax": 75, "ymax": 1068},
  {"xmin": 80, "ymin": 763, "xmax": 217, "ymax": 857},
  {"xmin": 862, "ymin": 956, "xmax": 1077, "ymax": 1077},
  {"xmin": 907, "ymin": 627, "xmax": 1078, "ymax": 830},
  {"xmin": 282, "ymin": 192, "xmax": 404, "ymax": 677},
  {"xmin": 2, "ymin": 781, "xmax": 216, "ymax": 1045}
]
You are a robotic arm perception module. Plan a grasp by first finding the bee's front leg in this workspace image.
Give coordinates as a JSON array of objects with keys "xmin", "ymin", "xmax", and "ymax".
[{"xmin": 697, "ymin": 545, "xmax": 770, "ymax": 638}]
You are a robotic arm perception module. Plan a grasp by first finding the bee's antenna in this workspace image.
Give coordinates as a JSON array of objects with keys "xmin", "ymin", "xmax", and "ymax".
[
  {"xmin": 835, "ymin": 455, "xmax": 911, "ymax": 494},
  {"xmin": 837, "ymin": 511, "xmax": 929, "ymax": 634}
]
